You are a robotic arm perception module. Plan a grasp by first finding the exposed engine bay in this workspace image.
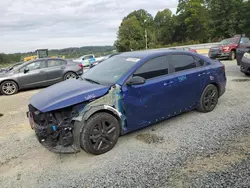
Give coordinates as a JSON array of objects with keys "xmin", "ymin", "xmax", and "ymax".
[
  {"xmin": 28, "ymin": 104, "xmax": 82, "ymax": 153},
  {"xmin": 27, "ymin": 84, "xmax": 126, "ymax": 154}
]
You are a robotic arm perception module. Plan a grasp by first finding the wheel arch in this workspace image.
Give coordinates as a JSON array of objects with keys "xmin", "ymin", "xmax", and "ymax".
[
  {"xmin": 0, "ymin": 79, "xmax": 19, "ymax": 89},
  {"xmin": 209, "ymin": 82, "xmax": 220, "ymax": 96},
  {"xmin": 85, "ymin": 108, "xmax": 123, "ymax": 134},
  {"xmin": 74, "ymin": 104, "xmax": 124, "ymax": 135},
  {"xmin": 63, "ymin": 71, "xmax": 77, "ymax": 78}
]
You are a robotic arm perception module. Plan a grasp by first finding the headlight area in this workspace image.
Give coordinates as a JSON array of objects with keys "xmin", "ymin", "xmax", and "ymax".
[{"xmin": 28, "ymin": 104, "xmax": 81, "ymax": 153}]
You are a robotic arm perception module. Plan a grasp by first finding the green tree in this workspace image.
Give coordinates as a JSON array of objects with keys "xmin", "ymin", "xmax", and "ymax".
[
  {"xmin": 239, "ymin": 0, "xmax": 250, "ymax": 36},
  {"xmin": 207, "ymin": 0, "xmax": 244, "ymax": 39},
  {"xmin": 115, "ymin": 9, "xmax": 155, "ymax": 52},
  {"xmin": 115, "ymin": 16, "xmax": 144, "ymax": 51},
  {"xmin": 0, "ymin": 53, "xmax": 11, "ymax": 65},
  {"xmin": 177, "ymin": 0, "xmax": 209, "ymax": 42},
  {"xmin": 126, "ymin": 9, "xmax": 156, "ymax": 49},
  {"xmin": 154, "ymin": 9, "xmax": 174, "ymax": 45}
]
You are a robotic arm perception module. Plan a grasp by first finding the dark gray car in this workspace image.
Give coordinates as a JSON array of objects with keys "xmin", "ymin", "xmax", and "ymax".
[{"xmin": 0, "ymin": 58, "xmax": 83, "ymax": 95}]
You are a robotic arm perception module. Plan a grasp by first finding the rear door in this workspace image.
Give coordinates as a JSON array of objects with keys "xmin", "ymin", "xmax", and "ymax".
[
  {"xmin": 46, "ymin": 59, "xmax": 67, "ymax": 84},
  {"xmin": 17, "ymin": 59, "xmax": 47, "ymax": 88},
  {"xmin": 122, "ymin": 55, "xmax": 175, "ymax": 130},
  {"xmin": 168, "ymin": 53, "xmax": 208, "ymax": 113}
]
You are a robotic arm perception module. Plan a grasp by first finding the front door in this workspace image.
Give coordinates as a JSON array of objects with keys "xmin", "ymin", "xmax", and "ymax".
[
  {"xmin": 18, "ymin": 60, "xmax": 47, "ymax": 89},
  {"xmin": 122, "ymin": 55, "xmax": 175, "ymax": 131}
]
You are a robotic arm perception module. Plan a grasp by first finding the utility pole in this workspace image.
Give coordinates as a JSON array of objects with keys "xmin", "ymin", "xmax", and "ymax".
[{"xmin": 144, "ymin": 19, "xmax": 148, "ymax": 49}]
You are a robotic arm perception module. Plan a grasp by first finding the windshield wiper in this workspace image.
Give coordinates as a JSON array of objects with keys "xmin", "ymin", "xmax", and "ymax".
[{"xmin": 84, "ymin": 78, "xmax": 100, "ymax": 84}]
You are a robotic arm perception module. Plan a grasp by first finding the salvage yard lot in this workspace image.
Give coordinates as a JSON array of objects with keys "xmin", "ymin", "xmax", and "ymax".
[{"xmin": 1, "ymin": 60, "xmax": 250, "ymax": 187}]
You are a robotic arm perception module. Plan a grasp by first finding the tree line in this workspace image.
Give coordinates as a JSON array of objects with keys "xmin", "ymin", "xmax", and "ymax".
[
  {"xmin": 0, "ymin": 46, "xmax": 115, "ymax": 66},
  {"xmin": 115, "ymin": 0, "xmax": 250, "ymax": 52}
]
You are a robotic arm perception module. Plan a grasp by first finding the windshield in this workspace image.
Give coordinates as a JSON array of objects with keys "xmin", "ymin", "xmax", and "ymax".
[
  {"xmin": 9, "ymin": 63, "xmax": 23, "ymax": 71},
  {"xmin": 82, "ymin": 56, "xmax": 140, "ymax": 85},
  {"xmin": 4, "ymin": 62, "xmax": 23, "ymax": 72},
  {"xmin": 220, "ymin": 38, "xmax": 238, "ymax": 45}
]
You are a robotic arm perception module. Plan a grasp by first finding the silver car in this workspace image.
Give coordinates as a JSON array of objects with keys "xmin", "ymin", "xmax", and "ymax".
[{"xmin": 0, "ymin": 58, "xmax": 83, "ymax": 95}]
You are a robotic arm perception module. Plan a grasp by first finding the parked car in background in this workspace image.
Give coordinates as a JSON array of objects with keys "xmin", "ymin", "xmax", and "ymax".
[
  {"xmin": 90, "ymin": 52, "xmax": 121, "ymax": 68},
  {"xmin": 27, "ymin": 49, "xmax": 226, "ymax": 155},
  {"xmin": 0, "ymin": 58, "xmax": 83, "ymax": 95},
  {"xmin": 236, "ymin": 43, "xmax": 250, "ymax": 66},
  {"xmin": 168, "ymin": 47, "xmax": 197, "ymax": 53},
  {"xmin": 238, "ymin": 50, "xmax": 250, "ymax": 76},
  {"xmin": 73, "ymin": 54, "xmax": 96, "ymax": 66},
  {"xmin": 209, "ymin": 36, "xmax": 249, "ymax": 60}
]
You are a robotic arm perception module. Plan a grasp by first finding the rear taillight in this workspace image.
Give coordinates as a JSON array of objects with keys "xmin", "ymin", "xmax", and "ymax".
[
  {"xmin": 222, "ymin": 64, "xmax": 225, "ymax": 71},
  {"xmin": 78, "ymin": 64, "xmax": 83, "ymax": 68}
]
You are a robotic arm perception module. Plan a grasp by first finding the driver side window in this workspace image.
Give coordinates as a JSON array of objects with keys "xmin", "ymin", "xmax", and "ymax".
[
  {"xmin": 133, "ymin": 56, "xmax": 169, "ymax": 80},
  {"xmin": 20, "ymin": 60, "xmax": 46, "ymax": 72}
]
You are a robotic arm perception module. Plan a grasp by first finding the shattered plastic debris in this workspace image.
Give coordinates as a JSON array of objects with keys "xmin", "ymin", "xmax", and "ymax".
[{"xmin": 77, "ymin": 84, "xmax": 127, "ymax": 131}]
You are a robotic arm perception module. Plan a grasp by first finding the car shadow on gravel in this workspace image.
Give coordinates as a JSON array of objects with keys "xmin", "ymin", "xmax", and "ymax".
[{"xmin": 232, "ymin": 78, "xmax": 250, "ymax": 82}]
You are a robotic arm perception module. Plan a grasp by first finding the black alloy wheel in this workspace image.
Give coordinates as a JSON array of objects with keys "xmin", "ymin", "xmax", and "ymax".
[
  {"xmin": 80, "ymin": 112, "xmax": 120, "ymax": 155},
  {"xmin": 198, "ymin": 84, "xmax": 219, "ymax": 113}
]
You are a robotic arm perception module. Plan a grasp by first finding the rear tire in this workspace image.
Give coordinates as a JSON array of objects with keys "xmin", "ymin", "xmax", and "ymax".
[
  {"xmin": 80, "ymin": 112, "xmax": 120, "ymax": 155},
  {"xmin": 0, "ymin": 81, "xmax": 18, "ymax": 95},
  {"xmin": 244, "ymin": 73, "xmax": 250, "ymax": 76},
  {"xmin": 198, "ymin": 84, "xmax": 219, "ymax": 113},
  {"xmin": 229, "ymin": 50, "xmax": 236, "ymax": 60},
  {"xmin": 63, "ymin": 72, "xmax": 77, "ymax": 80}
]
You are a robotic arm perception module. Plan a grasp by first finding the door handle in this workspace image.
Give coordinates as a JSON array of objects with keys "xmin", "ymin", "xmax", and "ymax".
[
  {"xmin": 61, "ymin": 66, "xmax": 65, "ymax": 69},
  {"xmin": 198, "ymin": 72, "xmax": 206, "ymax": 76},
  {"xmin": 164, "ymin": 81, "xmax": 173, "ymax": 86},
  {"xmin": 40, "ymin": 70, "xmax": 45, "ymax": 73}
]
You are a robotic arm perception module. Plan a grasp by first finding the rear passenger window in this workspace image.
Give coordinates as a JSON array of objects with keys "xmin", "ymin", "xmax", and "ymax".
[
  {"xmin": 171, "ymin": 54, "xmax": 197, "ymax": 72},
  {"xmin": 134, "ymin": 56, "xmax": 169, "ymax": 79},
  {"xmin": 48, "ymin": 60, "xmax": 66, "ymax": 67}
]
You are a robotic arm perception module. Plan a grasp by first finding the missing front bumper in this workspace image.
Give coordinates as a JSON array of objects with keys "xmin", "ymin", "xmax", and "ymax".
[{"xmin": 27, "ymin": 111, "xmax": 81, "ymax": 154}]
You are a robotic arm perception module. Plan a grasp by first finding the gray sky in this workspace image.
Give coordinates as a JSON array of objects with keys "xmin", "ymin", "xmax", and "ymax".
[{"xmin": 0, "ymin": 0, "xmax": 178, "ymax": 53}]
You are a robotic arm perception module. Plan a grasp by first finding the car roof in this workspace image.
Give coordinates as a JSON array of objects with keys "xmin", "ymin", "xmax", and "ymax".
[
  {"xmin": 118, "ymin": 49, "xmax": 189, "ymax": 59},
  {"xmin": 20, "ymin": 58, "xmax": 67, "ymax": 66}
]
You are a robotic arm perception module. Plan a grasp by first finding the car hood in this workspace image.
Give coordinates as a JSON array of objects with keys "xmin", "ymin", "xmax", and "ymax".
[
  {"xmin": 211, "ymin": 43, "xmax": 237, "ymax": 48},
  {"xmin": 0, "ymin": 72, "xmax": 12, "ymax": 78},
  {"xmin": 30, "ymin": 79, "xmax": 111, "ymax": 112}
]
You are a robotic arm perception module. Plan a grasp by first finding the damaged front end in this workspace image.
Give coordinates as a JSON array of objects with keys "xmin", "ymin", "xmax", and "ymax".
[
  {"xmin": 27, "ymin": 103, "xmax": 86, "ymax": 153},
  {"xmin": 27, "ymin": 84, "xmax": 127, "ymax": 154}
]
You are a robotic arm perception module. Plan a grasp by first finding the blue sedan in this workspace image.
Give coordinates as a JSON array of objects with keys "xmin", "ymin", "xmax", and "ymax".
[{"xmin": 27, "ymin": 49, "xmax": 226, "ymax": 155}]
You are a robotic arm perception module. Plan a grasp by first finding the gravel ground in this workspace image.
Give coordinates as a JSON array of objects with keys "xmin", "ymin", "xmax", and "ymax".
[{"xmin": 0, "ymin": 60, "xmax": 250, "ymax": 188}]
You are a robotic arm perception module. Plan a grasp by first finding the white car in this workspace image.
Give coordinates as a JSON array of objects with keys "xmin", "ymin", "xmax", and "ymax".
[{"xmin": 73, "ymin": 54, "xmax": 96, "ymax": 66}]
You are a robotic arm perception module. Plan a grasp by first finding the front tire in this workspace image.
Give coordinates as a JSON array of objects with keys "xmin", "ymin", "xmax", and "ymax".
[
  {"xmin": 80, "ymin": 112, "xmax": 120, "ymax": 155},
  {"xmin": 244, "ymin": 73, "xmax": 250, "ymax": 76},
  {"xmin": 0, "ymin": 81, "xmax": 18, "ymax": 95},
  {"xmin": 198, "ymin": 84, "xmax": 219, "ymax": 113},
  {"xmin": 229, "ymin": 50, "xmax": 236, "ymax": 60}
]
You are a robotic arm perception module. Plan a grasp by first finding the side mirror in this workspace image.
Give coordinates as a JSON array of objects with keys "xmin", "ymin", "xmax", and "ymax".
[
  {"xmin": 127, "ymin": 76, "xmax": 146, "ymax": 86},
  {"xmin": 24, "ymin": 67, "xmax": 29, "ymax": 73}
]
